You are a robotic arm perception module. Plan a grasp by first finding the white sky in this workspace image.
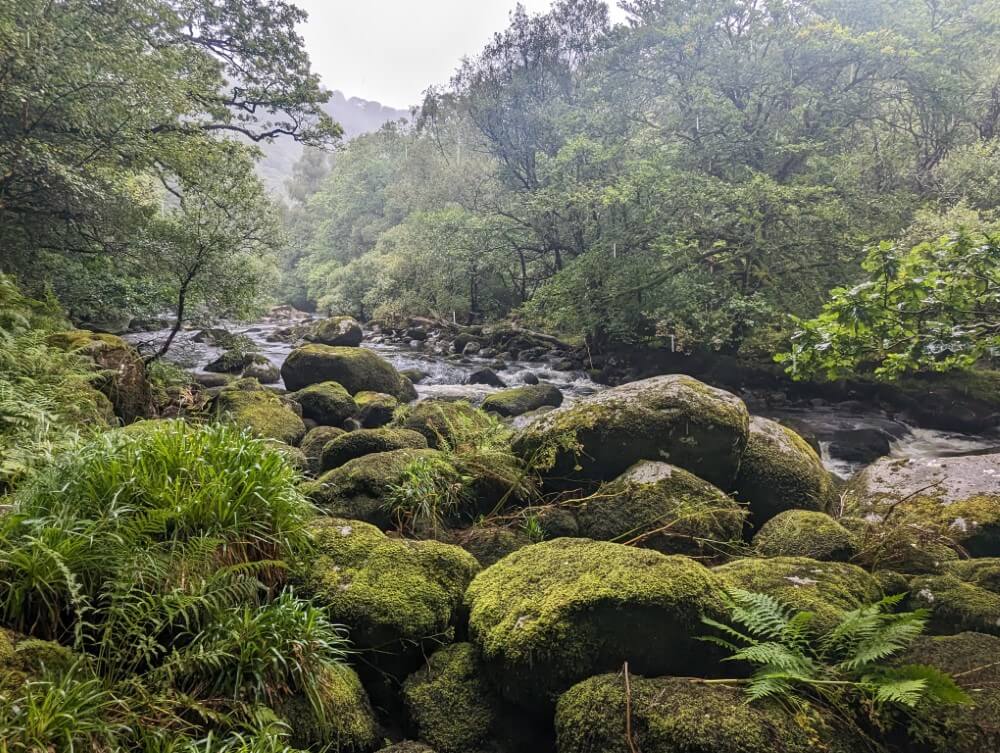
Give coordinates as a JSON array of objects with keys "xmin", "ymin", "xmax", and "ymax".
[{"xmin": 294, "ymin": 0, "xmax": 627, "ymax": 108}]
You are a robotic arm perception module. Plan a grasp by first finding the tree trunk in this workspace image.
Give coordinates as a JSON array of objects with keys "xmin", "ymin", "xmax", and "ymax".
[{"xmin": 145, "ymin": 282, "xmax": 188, "ymax": 364}]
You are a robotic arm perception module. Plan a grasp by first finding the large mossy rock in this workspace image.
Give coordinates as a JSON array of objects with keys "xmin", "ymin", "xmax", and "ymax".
[
  {"xmin": 281, "ymin": 344, "xmax": 417, "ymax": 402},
  {"xmin": 845, "ymin": 453, "xmax": 1000, "ymax": 557},
  {"xmin": 395, "ymin": 401, "xmax": 495, "ymax": 449},
  {"xmin": 297, "ymin": 518, "xmax": 479, "ymax": 662},
  {"xmin": 300, "ymin": 425, "xmax": 346, "ymax": 475},
  {"xmin": 273, "ymin": 664, "xmax": 377, "ymax": 752},
  {"xmin": 305, "ymin": 448, "xmax": 455, "ymax": 528},
  {"xmin": 465, "ymin": 538, "xmax": 726, "ymax": 709},
  {"xmin": 734, "ymin": 416, "xmax": 834, "ymax": 527},
  {"xmin": 555, "ymin": 674, "xmax": 856, "ymax": 753},
  {"xmin": 752, "ymin": 510, "xmax": 858, "ymax": 562},
  {"xmin": 908, "ymin": 573, "xmax": 1000, "ymax": 635},
  {"xmin": 714, "ymin": 556, "xmax": 883, "ymax": 632},
  {"xmin": 895, "ymin": 632, "xmax": 1000, "ymax": 753},
  {"xmin": 572, "ymin": 460, "xmax": 745, "ymax": 559},
  {"xmin": 213, "ymin": 382, "xmax": 306, "ymax": 445},
  {"xmin": 512, "ymin": 375, "xmax": 750, "ymax": 491},
  {"xmin": 481, "ymin": 384, "xmax": 563, "ymax": 418},
  {"xmin": 292, "ymin": 381, "xmax": 359, "ymax": 426},
  {"xmin": 307, "ymin": 316, "xmax": 364, "ymax": 347},
  {"xmin": 320, "ymin": 428, "xmax": 429, "ymax": 472},
  {"xmin": 49, "ymin": 330, "xmax": 153, "ymax": 421}
]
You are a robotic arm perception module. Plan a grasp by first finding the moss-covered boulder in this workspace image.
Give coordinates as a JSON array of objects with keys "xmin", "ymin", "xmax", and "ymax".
[
  {"xmin": 49, "ymin": 329, "xmax": 153, "ymax": 421},
  {"xmin": 572, "ymin": 461, "xmax": 745, "ymax": 559},
  {"xmin": 465, "ymin": 538, "xmax": 726, "ymax": 709},
  {"xmin": 305, "ymin": 448, "xmax": 456, "ymax": 528},
  {"xmin": 845, "ymin": 453, "xmax": 1000, "ymax": 557},
  {"xmin": 715, "ymin": 556, "xmax": 883, "ymax": 632},
  {"xmin": 300, "ymin": 425, "xmax": 347, "ymax": 475},
  {"xmin": 734, "ymin": 416, "xmax": 834, "ymax": 527},
  {"xmin": 281, "ymin": 344, "xmax": 417, "ymax": 402},
  {"xmin": 908, "ymin": 573, "xmax": 1000, "ymax": 635},
  {"xmin": 356, "ymin": 391, "xmax": 398, "ymax": 428},
  {"xmin": 292, "ymin": 381, "xmax": 359, "ymax": 426},
  {"xmin": 297, "ymin": 518, "xmax": 479, "ymax": 664},
  {"xmin": 841, "ymin": 514, "xmax": 960, "ymax": 574},
  {"xmin": 395, "ymin": 401, "xmax": 495, "ymax": 449},
  {"xmin": 752, "ymin": 510, "xmax": 858, "ymax": 561},
  {"xmin": 213, "ymin": 383, "xmax": 306, "ymax": 445},
  {"xmin": 513, "ymin": 375, "xmax": 750, "ymax": 491},
  {"xmin": 555, "ymin": 674, "xmax": 856, "ymax": 753},
  {"xmin": 307, "ymin": 316, "xmax": 364, "ymax": 347},
  {"xmin": 402, "ymin": 643, "xmax": 497, "ymax": 753},
  {"xmin": 0, "ymin": 629, "xmax": 76, "ymax": 692},
  {"xmin": 320, "ymin": 428, "xmax": 428, "ymax": 472},
  {"xmin": 895, "ymin": 632, "xmax": 1000, "ymax": 753},
  {"xmin": 273, "ymin": 664, "xmax": 377, "ymax": 752},
  {"xmin": 482, "ymin": 384, "xmax": 563, "ymax": 418}
]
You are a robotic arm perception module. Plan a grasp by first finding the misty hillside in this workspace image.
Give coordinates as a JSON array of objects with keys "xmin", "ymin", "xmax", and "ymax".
[{"xmin": 256, "ymin": 89, "xmax": 409, "ymax": 195}]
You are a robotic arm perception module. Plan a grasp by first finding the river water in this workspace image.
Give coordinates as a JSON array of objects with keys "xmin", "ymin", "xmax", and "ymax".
[{"xmin": 126, "ymin": 320, "xmax": 1000, "ymax": 479}]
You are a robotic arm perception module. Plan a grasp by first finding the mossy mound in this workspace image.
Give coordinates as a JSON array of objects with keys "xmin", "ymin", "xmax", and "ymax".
[
  {"xmin": 753, "ymin": 510, "xmax": 858, "ymax": 561},
  {"xmin": 297, "ymin": 518, "xmax": 479, "ymax": 662},
  {"xmin": 0, "ymin": 629, "xmax": 76, "ymax": 692},
  {"xmin": 401, "ymin": 643, "xmax": 497, "ymax": 753},
  {"xmin": 300, "ymin": 425, "xmax": 347, "ymax": 475},
  {"xmin": 481, "ymin": 384, "xmax": 563, "ymax": 417},
  {"xmin": 895, "ymin": 632, "xmax": 1000, "ymax": 753},
  {"xmin": 573, "ymin": 461, "xmax": 745, "ymax": 559},
  {"xmin": 320, "ymin": 428, "xmax": 429, "ymax": 472},
  {"xmin": 734, "ymin": 416, "xmax": 834, "ymax": 527},
  {"xmin": 841, "ymin": 514, "xmax": 961, "ymax": 574},
  {"xmin": 305, "ymin": 448, "xmax": 455, "ymax": 528},
  {"xmin": 281, "ymin": 344, "xmax": 417, "ymax": 402},
  {"xmin": 307, "ymin": 316, "xmax": 364, "ymax": 347},
  {"xmin": 714, "ymin": 556, "xmax": 883, "ymax": 632},
  {"xmin": 465, "ymin": 538, "xmax": 726, "ymax": 709},
  {"xmin": 292, "ymin": 381, "xmax": 359, "ymax": 426},
  {"xmin": 272, "ymin": 664, "xmax": 377, "ymax": 751},
  {"xmin": 556, "ymin": 673, "xmax": 857, "ymax": 753},
  {"xmin": 49, "ymin": 329, "xmax": 153, "ymax": 421},
  {"xmin": 213, "ymin": 383, "xmax": 306, "ymax": 445},
  {"xmin": 512, "ymin": 375, "xmax": 750, "ymax": 491},
  {"xmin": 395, "ymin": 401, "xmax": 495, "ymax": 449},
  {"xmin": 946, "ymin": 558, "xmax": 1000, "ymax": 592},
  {"xmin": 908, "ymin": 573, "xmax": 1000, "ymax": 635},
  {"xmin": 356, "ymin": 391, "xmax": 398, "ymax": 428}
]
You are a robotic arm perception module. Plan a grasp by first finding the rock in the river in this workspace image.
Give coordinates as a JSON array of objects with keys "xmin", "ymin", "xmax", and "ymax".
[
  {"xmin": 467, "ymin": 367, "xmax": 505, "ymax": 388},
  {"xmin": 752, "ymin": 510, "xmax": 858, "ymax": 562},
  {"xmin": 734, "ymin": 416, "xmax": 834, "ymax": 527},
  {"xmin": 556, "ymin": 674, "xmax": 858, "ymax": 753},
  {"xmin": 482, "ymin": 384, "xmax": 563, "ymax": 417},
  {"xmin": 319, "ymin": 428, "xmax": 428, "ymax": 472},
  {"xmin": 212, "ymin": 381, "xmax": 306, "ymax": 445},
  {"xmin": 240, "ymin": 355, "xmax": 279, "ymax": 384},
  {"xmin": 307, "ymin": 316, "xmax": 364, "ymax": 347},
  {"xmin": 292, "ymin": 381, "xmax": 359, "ymax": 426},
  {"xmin": 828, "ymin": 428, "xmax": 893, "ymax": 464},
  {"xmin": 465, "ymin": 538, "xmax": 726, "ymax": 709},
  {"xmin": 572, "ymin": 461, "xmax": 745, "ymax": 559},
  {"xmin": 846, "ymin": 453, "xmax": 1000, "ymax": 557},
  {"xmin": 281, "ymin": 344, "xmax": 417, "ymax": 401},
  {"xmin": 355, "ymin": 391, "xmax": 398, "ymax": 428},
  {"xmin": 513, "ymin": 375, "xmax": 750, "ymax": 491}
]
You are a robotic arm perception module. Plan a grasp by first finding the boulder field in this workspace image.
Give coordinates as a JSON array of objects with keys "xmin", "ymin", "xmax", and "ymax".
[{"xmin": 208, "ymin": 347, "xmax": 1000, "ymax": 753}]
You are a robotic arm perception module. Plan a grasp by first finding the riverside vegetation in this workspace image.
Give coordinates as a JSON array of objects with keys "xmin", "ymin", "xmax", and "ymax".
[{"xmin": 2, "ymin": 1, "xmax": 1000, "ymax": 752}]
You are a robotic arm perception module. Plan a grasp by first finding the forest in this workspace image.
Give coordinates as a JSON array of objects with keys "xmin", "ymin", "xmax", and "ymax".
[{"xmin": 1, "ymin": 1, "xmax": 1000, "ymax": 752}]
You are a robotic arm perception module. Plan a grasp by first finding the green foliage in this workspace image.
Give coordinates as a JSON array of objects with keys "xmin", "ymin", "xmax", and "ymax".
[
  {"xmin": 781, "ymin": 229, "xmax": 1000, "ymax": 379},
  {"xmin": 385, "ymin": 455, "xmax": 468, "ymax": 536}
]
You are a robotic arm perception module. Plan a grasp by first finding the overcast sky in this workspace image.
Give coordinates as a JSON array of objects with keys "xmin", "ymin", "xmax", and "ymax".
[{"xmin": 294, "ymin": 0, "xmax": 627, "ymax": 108}]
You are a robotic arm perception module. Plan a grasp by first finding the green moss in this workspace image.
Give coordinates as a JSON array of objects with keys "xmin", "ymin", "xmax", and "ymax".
[
  {"xmin": 946, "ymin": 558, "xmax": 1000, "ymax": 593},
  {"xmin": 573, "ymin": 460, "xmax": 745, "ymax": 559},
  {"xmin": 0, "ymin": 629, "xmax": 76, "ymax": 693},
  {"xmin": 714, "ymin": 556, "xmax": 883, "ymax": 633},
  {"xmin": 292, "ymin": 381, "xmax": 359, "ymax": 426},
  {"xmin": 356, "ymin": 391, "xmax": 398, "ymax": 428},
  {"xmin": 214, "ymin": 385, "xmax": 306, "ymax": 445},
  {"xmin": 308, "ymin": 316, "xmax": 364, "ymax": 347},
  {"xmin": 300, "ymin": 425, "xmax": 347, "ymax": 475},
  {"xmin": 513, "ymin": 375, "xmax": 750, "ymax": 491},
  {"xmin": 320, "ymin": 428, "xmax": 428, "ymax": 472},
  {"xmin": 909, "ymin": 574, "xmax": 1000, "ymax": 635},
  {"xmin": 402, "ymin": 643, "xmax": 496, "ymax": 753},
  {"xmin": 481, "ymin": 384, "xmax": 563, "ymax": 417},
  {"xmin": 735, "ymin": 416, "xmax": 834, "ymax": 527},
  {"xmin": 281, "ymin": 344, "xmax": 416, "ymax": 401},
  {"xmin": 296, "ymin": 518, "xmax": 479, "ymax": 659},
  {"xmin": 753, "ymin": 510, "xmax": 858, "ymax": 561},
  {"xmin": 395, "ymin": 401, "xmax": 495, "ymax": 449},
  {"xmin": 842, "ymin": 515, "xmax": 961, "ymax": 574},
  {"xmin": 272, "ymin": 664, "xmax": 376, "ymax": 752},
  {"xmin": 465, "ymin": 538, "xmax": 727, "ymax": 709},
  {"xmin": 556, "ymin": 674, "xmax": 858, "ymax": 753}
]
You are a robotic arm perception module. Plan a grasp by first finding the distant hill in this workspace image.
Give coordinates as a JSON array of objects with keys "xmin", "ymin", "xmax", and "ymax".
[{"xmin": 256, "ymin": 89, "xmax": 410, "ymax": 195}]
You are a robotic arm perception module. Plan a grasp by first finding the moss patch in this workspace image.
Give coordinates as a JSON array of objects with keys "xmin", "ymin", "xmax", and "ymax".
[
  {"xmin": 272, "ymin": 664, "xmax": 376, "ymax": 751},
  {"xmin": 320, "ymin": 428, "xmax": 429, "ymax": 472},
  {"xmin": 300, "ymin": 426, "xmax": 347, "ymax": 475},
  {"xmin": 356, "ymin": 391, "xmax": 398, "ymax": 428},
  {"xmin": 213, "ymin": 384, "xmax": 306, "ymax": 445},
  {"xmin": 909, "ymin": 573, "xmax": 1000, "ymax": 635},
  {"xmin": 481, "ymin": 384, "xmax": 563, "ymax": 417},
  {"xmin": 395, "ymin": 401, "xmax": 495, "ymax": 449},
  {"xmin": 292, "ymin": 381, "xmax": 359, "ymax": 426},
  {"xmin": 753, "ymin": 510, "xmax": 858, "ymax": 561}
]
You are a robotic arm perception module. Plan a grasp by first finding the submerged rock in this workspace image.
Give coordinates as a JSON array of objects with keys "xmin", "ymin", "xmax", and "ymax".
[{"xmin": 281, "ymin": 344, "xmax": 417, "ymax": 401}]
